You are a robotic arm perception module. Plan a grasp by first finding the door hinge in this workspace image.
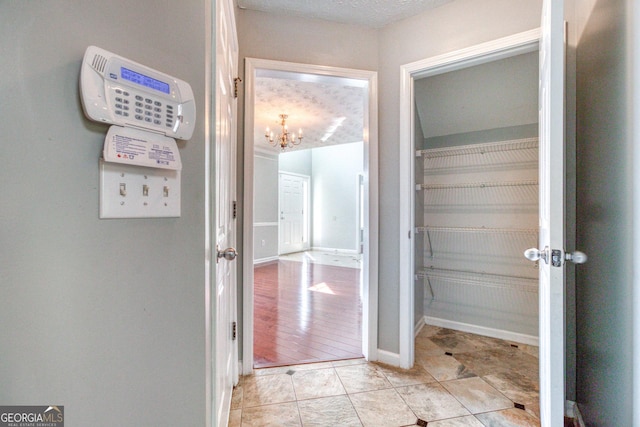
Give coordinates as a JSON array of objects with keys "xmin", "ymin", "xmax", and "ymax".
[
  {"xmin": 232, "ymin": 321, "xmax": 237, "ymax": 340},
  {"xmin": 234, "ymin": 77, "xmax": 242, "ymax": 99},
  {"xmin": 233, "ymin": 201, "xmax": 237, "ymax": 219}
]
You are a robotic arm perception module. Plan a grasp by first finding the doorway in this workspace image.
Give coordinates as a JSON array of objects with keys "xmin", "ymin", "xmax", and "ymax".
[
  {"xmin": 243, "ymin": 58, "xmax": 379, "ymax": 374},
  {"xmin": 399, "ymin": 27, "xmax": 549, "ymax": 417},
  {"xmin": 399, "ymin": 24, "xmax": 574, "ymax": 424},
  {"xmin": 254, "ymin": 142, "xmax": 365, "ymax": 368}
]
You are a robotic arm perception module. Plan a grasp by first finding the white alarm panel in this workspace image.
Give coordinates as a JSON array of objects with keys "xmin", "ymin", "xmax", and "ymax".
[{"xmin": 80, "ymin": 45, "xmax": 196, "ymax": 140}]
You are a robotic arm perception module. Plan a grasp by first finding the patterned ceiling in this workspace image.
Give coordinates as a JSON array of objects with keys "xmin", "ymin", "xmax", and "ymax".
[
  {"xmin": 237, "ymin": 0, "xmax": 453, "ymax": 28},
  {"xmin": 254, "ymin": 75, "xmax": 365, "ymax": 153},
  {"xmin": 246, "ymin": 1, "xmax": 455, "ymax": 153}
]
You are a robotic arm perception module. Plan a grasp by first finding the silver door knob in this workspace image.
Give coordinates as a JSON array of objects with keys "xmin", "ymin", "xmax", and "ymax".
[
  {"xmin": 217, "ymin": 247, "xmax": 238, "ymax": 262},
  {"xmin": 524, "ymin": 247, "xmax": 548, "ymax": 264},
  {"xmin": 565, "ymin": 251, "xmax": 587, "ymax": 264},
  {"xmin": 525, "ymin": 247, "xmax": 587, "ymax": 266}
]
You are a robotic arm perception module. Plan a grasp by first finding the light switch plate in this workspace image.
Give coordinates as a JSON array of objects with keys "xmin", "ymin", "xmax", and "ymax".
[{"xmin": 99, "ymin": 159, "xmax": 181, "ymax": 218}]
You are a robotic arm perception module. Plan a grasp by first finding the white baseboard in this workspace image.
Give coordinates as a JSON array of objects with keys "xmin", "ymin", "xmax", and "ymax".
[
  {"xmin": 423, "ymin": 316, "xmax": 539, "ymax": 346},
  {"xmin": 253, "ymin": 256, "xmax": 278, "ymax": 265},
  {"xmin": 414, "ymin": 316, "xmax": 426, "ymax": 337},
  {"xmin": 565, "ymin": 400, "xmax": 586, "ymax": 427},
  {"xmin": 311, "ymin": 247, "xmax": 359, "ymax": 254},
  {"xmin": 376, "ymin": 349, "xmax": 401, "ymax": 367}
]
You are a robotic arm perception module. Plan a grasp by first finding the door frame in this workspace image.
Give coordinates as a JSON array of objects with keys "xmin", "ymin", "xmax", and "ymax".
[
  {"xmin": 242, "ymin": 58, "xmax": 379, "ymax": 374},
  {"xmin": 278, "ymin": 171, "xmax": 310, "ymax": 255},
  {"xmin": 397, "ymin": 25, "xmax": 543, "ymax": 387}
]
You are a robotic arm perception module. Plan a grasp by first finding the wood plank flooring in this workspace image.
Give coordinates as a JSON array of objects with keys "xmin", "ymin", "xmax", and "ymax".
[{"xmin": 253, "ymin": 259, "xmax": 363, "ymax": 368}]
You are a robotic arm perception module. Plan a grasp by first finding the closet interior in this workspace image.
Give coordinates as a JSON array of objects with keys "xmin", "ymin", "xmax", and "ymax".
[{"xmin": 414, "ymin": 50, "xmax": 540, "ymax": 342}]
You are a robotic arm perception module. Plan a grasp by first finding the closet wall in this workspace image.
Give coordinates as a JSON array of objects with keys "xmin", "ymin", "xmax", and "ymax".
[{"xmin": 415, "ymin": 51, "xmax": 540, "ymax": 341}]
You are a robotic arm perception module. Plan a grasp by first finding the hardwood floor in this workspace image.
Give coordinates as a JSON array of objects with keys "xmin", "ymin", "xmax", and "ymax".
[{"xmin": 253, "ymin": 258, "xmax": 363, "ymax": 368}]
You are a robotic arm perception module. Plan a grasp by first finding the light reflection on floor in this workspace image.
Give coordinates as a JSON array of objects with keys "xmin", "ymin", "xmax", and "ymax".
[{"xmin": 279, "ymin": 249, "xmax": 362, "ymax": 269}]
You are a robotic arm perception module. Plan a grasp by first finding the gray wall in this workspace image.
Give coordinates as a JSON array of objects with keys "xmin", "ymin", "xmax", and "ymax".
[
  {"xmin": 279, "ymin": 149, "xmax": 312, "ymax": 176},
  {"xmin": 0, "ymin": 2, "xmax": 207, "ymax": 426},
  {"xmin": 254, "ymin": 153, "xmax": 279, "ymax": 261},
  {"xmin": 311, "ymin": 142, "xmax": 364, "ymax": 251},
  {"xmin": 253, "ymin": 144, "xmax": 363, "ymax": 260},
  {"xmin": 575, "ymin": 0, "xmax": 634, "ymax": 423},
  {"xmin": 414, "ymin": 51, "xmax": 539, "ymax": 139}
]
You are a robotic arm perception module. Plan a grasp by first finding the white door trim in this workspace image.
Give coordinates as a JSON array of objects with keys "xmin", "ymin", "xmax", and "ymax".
[
  {"xmin": 243, "ymin": 58, "xmax": 379, "ymax": 374},
  {"xmin": 538, "ymin": 2, "xmax": 567, "ymax": 423},
  {"xmin": 204, "ymin": 1, "xmax": 213, "ymax": 424},
  {"xmin": 634, "ymin": 4, "xmax": 640, "ymax": 425},
  {"xmin": 398, "ymin": 28, "xmax": 541, "ymax": 371}
]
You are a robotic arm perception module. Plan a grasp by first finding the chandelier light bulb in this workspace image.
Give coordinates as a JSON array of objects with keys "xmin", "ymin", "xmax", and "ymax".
[{"xmin": 265, "ymin": 114, "xmax": 304, "ymax": 150}]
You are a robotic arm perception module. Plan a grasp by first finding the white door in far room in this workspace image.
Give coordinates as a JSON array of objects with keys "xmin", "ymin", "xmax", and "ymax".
[{"xmin": 279, "ymin": 172, "xmax": 309, "ymax": 255}]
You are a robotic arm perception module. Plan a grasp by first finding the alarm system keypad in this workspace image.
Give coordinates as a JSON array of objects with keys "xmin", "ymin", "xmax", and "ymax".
[{"xmin": 111, "ymin": 87, "xmax": 177, "ymax": 131}]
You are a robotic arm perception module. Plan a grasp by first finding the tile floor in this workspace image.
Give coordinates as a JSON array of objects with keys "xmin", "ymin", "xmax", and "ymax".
[{"xmin": 230, "ymin": 325, "xmax": 541, "ymax": 426}]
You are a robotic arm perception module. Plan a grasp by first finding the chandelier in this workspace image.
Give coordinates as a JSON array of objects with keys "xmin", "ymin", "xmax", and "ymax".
[{"xmin": 265, "ymin": 114, "xmax": 303, "ymax": 150}]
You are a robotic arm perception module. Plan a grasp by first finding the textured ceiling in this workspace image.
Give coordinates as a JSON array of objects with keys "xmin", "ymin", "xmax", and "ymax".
[
  {"xmin": 246, "ymin": 0, "xmax": 454, "ymax": 154},
  {"xmin": 237, "ymin": 0, "xmax": 452, "ymax": 28},
  {"xmin": 254, "ymin": 74, "xmax": 366, "ymax": 154}
]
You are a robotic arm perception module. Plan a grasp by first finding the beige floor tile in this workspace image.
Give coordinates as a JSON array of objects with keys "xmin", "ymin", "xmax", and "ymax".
[
  {"xmin": 331, "ymin": 358, "xmax": 367, "ymax": 367},
  {"xmin": 335, "ymin": 363, "xmax": 392, "ymax": 394},
  {"xmin": 228, "ymin": 409, "xmax": 242, "ymax": 427},
  {"xmin": 231, "ymin": 381, "xmax": 243, "ymax": 410},
  {"xmin": 428, "ymin": 329, "xmax": 500, "ymax": 354},
  {"xmin": 229, "ymin": 328, "xmax": 541, "ymax": 427},
  {"xmin": 515, "ymin": 343, "xmax": 539, "ymax": 359},
  {"xmin": 242, "ymin": 373, "xmax": 296, "ymax": 407},
  {"xmin": 253, "ymin": 366, "xmax": 296, "ymax": 376},
  {"xmin": 395, "ymin": 382, "xmax": 470, "ymax": 421},
  {"xmin": 298, "ymin": 395, "xmax": 362, "ymax": 427},
  {"xmin": 522, "ymin": 400, "xmax": 540, "ymax": 420},
  {"xmin": 441, "ymin": 377, "xmax": 513, "ymax": 414},
  {"xmin": 454, "ymin": 346, "xmax": 539, "ymax": 381},
  {"xmin": 416, "ymin": 324, "xmax": 442, "ymax": 338},
  {"xmin": 474, "ymin": 408, "xmax": 541, "ymax": 427},
  {"xmin": 374, "ymin": 362, "xmax": 436, "ymax": 387},
  {"xmin": 426, "ymin": 415, "xmax": 485, "ymax": 427},
  {"xmin": 462, "ymin": 332, "xmax": 516, "ymax": 349},
  {"xmin": 483, "ymin": 371, "xmax": 539, "ymax": 405},
  {"xmin": 240, "ymin": 402, "xmax": 301, "ymax": 427},
  {"xmin": 348, "ymin": 388, "xmax": 417, "ymax": 427},
  {"xmin": 253, "ymin": 366, "xmax": 291, "ymax": 377},
  {"xmin": 415, "ymin": 336, "xmax": 446, "ymax": 357},
  {"xmin": 292, "ymin": 368, "xmax": 346, "ymax": 400},
  {"xmin": 417, "ymin": 354, "xmax": 476, "ymax": 381},
  {"xmin": 253, "ymin": 362, "xmax": 333, "ymax": 376}
]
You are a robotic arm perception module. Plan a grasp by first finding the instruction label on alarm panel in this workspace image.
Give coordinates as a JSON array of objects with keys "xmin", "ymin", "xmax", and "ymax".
[{"xmin": 103, "ymin": 125, "xmax": 182, "ymax": 170}]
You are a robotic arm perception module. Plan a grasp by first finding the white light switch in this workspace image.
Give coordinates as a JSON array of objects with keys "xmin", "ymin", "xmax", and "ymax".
[{"xmin": 99, "ymin": 159, "xmax": 180, "ymax": 218}]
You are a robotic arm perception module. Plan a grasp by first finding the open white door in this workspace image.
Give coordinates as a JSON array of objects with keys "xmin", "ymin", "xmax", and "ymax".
[
  {"xmin": 527, "ymin": 0, "xmax": 584, "ymax": 424},
  {"xmin": 212, "ymin": 0, "xmax": 239, "ymax": 424},
  {"xmin": 534, "ymin": 0, "xmax": 565, "ymax": 418},
  {"xmin": 533, "ymin": 0, "xmax": 566, "ymax": 423}
]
